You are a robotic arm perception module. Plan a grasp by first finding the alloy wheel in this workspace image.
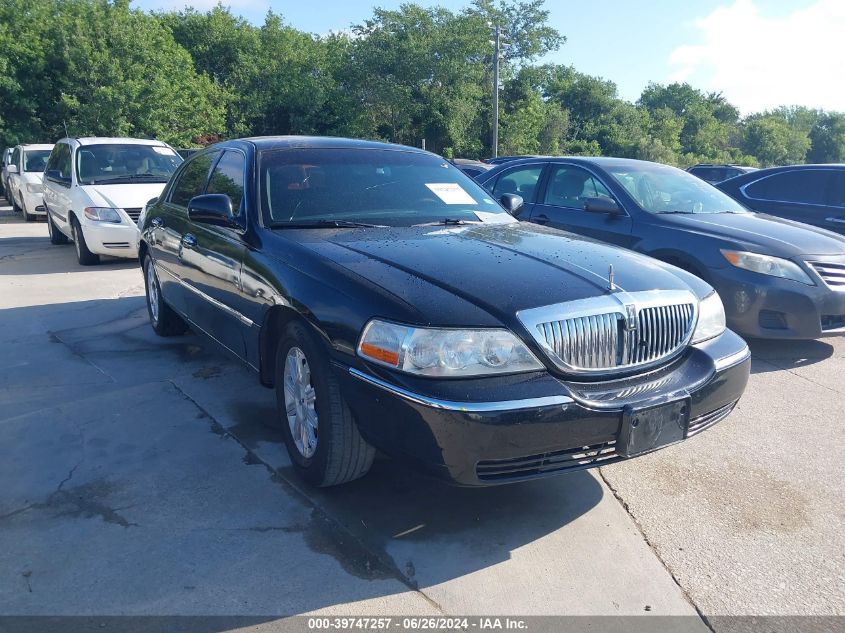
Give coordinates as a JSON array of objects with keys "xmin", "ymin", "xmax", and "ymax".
[
  {"xmin": 283, "ymin": 347, "xmax": 318, "ymax": 458},
  {"xmin": 72, "ymin": 223, "xmax": 81, "ymax": 259},
  {"xmin": 146, "ymin": 262, "xmax": 160, "ymax": 324}
]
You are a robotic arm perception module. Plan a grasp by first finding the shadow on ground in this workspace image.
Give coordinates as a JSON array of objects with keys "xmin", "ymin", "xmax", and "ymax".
[
  {"xmin": 1, "ymin": 297, "xmax": 604, "ymax": 615},
  {"xmin": 748, "ymin": 337, "xmax": 834, "ymax": 374}
]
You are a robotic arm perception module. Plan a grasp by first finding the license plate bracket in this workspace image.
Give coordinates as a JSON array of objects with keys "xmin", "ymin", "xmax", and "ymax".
[{"xmin": 618, "ymin": 398, "xmax": 690, "ymax": 458}]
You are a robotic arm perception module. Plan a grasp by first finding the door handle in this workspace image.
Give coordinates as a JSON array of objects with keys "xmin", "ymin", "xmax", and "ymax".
[
  {"xmin": 533, "ymin": 214, "xmax": 550, "ymax": 225},
  {"xmin": 151, "ymin": 217, "xmax": 164, "ymax": 228},
  {"xmin": 825, "ymin": 216, "xmax": 845, "ymax": 225},
  {"xmin": 181, "ymin": 234, "xmax": 197, "ymax": 249}
]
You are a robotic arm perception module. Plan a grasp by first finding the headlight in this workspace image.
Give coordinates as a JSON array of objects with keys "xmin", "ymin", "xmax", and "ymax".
[
  {"xmin": 721, "ymin": 249, "xmax": 813, "ymax": 285},
  {"xmin": 83, "ymin": 207, "xmax": 122, "ymax": 223},
  {"xmin": 692, "ymin": 291, "xmax": 726, "ymax": 344},
  {"xmin": 26, "ymin": 183, "xmax": 43, "ymax": 194},
  {"xmin": 357, "ymin": 319, "xmax": 545, "ymax": 377}
]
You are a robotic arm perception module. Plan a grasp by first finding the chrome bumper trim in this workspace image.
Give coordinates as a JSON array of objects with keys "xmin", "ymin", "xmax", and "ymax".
[
  {"xmin": 348, "ymin": 367, "xmax": 573, "ymax": 412},
  {"xmin": 714, "ymin": 346, "xmax": 751, "ymax": 371}
]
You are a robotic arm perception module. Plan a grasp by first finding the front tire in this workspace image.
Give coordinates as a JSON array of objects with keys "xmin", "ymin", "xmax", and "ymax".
[
  {"xmin": 275, "ymin": 321, "xmax": 374, "ymax": 487},
  {"xmin": 22, "ymin": 197, "xmax": 35, "ymax": 222},
  {"xmin": 143, "ymin": 254, "xmax": 188, "ymax": 336},
  {"xmin": 47, "ymin": 210, "xmax": 68, "ymax": 244},
  {"xmin": 70, "ymin": 217, "xmax": 100, "ymax": 266}
]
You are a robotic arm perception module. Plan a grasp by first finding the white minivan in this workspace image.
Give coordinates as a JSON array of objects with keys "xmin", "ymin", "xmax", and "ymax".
[
  {"xmin": 7, "ymin": 143, "xmax": 54, "ymax": 221},
  {"xmin": 43, "ymin": 137, "xmax": 182, "ymax": 265}
]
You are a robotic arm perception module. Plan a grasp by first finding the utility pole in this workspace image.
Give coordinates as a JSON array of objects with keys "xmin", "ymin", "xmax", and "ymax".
[{"xmin": 492, "ymin": 25, "xmax": 500, "ymax": 159}]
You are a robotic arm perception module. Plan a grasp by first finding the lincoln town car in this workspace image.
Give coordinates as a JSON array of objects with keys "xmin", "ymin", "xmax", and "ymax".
[{"xmin": 139, "ymin": 137, "xmax": 750, "ymax": 487}]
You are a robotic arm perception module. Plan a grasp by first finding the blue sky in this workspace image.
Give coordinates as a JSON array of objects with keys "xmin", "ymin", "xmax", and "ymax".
[{"xmin": 133, "ymin": 0, "xmax": 844, "ymax": 114}]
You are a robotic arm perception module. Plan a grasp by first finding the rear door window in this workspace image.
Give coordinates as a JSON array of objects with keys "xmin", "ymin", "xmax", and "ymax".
[
  {"xmin": 745, "ymin": 170, "xmax": 832, "ymax": 205},
  {"xmin": 829, "ymin": 172, "xmax": 845, "ymax": 208}
]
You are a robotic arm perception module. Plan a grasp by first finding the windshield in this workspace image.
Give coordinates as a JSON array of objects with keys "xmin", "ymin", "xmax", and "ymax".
[
  {"xmin": 260, "ymin": 148, "xmax": 513, "ymax": 227},
  {"xmin": 605, "ymin": 162, "xmax": 748, "ymax": 214},
  {"xmin": 24, "ymin": 150, "xmax": 51, "ymax": 172},
  {"xmin": 76, "ymin": 144, "xmax": 182, "ymax": 185}
]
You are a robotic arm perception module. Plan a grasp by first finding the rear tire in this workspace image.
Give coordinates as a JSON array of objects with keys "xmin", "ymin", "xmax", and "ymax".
[
  {"xmin": 275, "ymin": 321, "xmax": 375, "ymax": 487},
  {"xmin": 47, "ymin": 210, "xmax": 68, "ymax": 244},
  {"xmin": 143, "ymin": 254, "xmax": 188, "ymax": 336},
  {"xmin": 71, "ymin": 217, "xmax": 100, "ymax": 266}
]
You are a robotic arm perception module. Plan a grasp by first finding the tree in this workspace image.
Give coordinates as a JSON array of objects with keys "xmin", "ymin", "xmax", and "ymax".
[
  {"xmin": 741, "ymin": 115, "xmax": 810, "ymax": 166},
  {"xmin": 808, "ymin": 113, "xmax": 845, "ymax": 163}
]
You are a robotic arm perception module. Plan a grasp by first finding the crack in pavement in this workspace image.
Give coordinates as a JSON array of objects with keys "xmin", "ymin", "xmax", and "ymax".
[
  {"xmin": 167, "ymin": 379, "xmax": 447, "ymax": 614},
  {"xmin": 597, "ymin": 467, "xmax": 714, "ymax": 632}
]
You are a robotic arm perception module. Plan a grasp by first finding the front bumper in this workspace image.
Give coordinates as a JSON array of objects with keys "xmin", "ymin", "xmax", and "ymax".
[
  {"xmin": 337, "ymin": 329, "xmax": 751, "ymax": 486},
  {"xmin": 80, "ymin": 221, "xmax": 140, "ymax": 259},
  {"xmin": 709, "ymin": 263, "xmax": 845, "ymax": 339},
  {"xmin": 21, "ymin": 191, "xmax": 47, "ymax": 215}
]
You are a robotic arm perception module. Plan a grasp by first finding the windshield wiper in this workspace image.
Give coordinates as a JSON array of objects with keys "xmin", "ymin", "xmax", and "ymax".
[
  {"xmin": 412, "ymin": 218, "xmax": 483, "ymax": 227},
  {"xmin": 123, "ymin": 173, "xmax": 167, "ymax": 181},
  {"xmin": 271, "ymin": 220, "xmax": 386, "ymax": 229}
]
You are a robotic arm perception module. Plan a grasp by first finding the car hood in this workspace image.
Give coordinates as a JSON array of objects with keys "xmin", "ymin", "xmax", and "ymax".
[
  {"xmin": 22, "ymin": 172, "xmax": 44, "ymax": 184},
  {"xmin": 291, "ymin": 222, "xmax": 705, "ymax": 325},
  {"xmin": 82, "ymin": 183, "xmax": 168, "ymax": 210},
  {"xmin": 654, "ymin": 212, "xmax": 845, "ymax": 257}
]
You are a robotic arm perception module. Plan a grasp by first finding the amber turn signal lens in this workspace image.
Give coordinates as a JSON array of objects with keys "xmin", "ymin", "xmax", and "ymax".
[{"xmin": 359, "ymin": 342, "xmax": 400, "ymax": 366}]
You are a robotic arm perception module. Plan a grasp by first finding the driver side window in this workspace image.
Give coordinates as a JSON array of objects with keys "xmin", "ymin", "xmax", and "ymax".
[
  {"xmin": 169, "ymin": 151, "xmax": 219, "ymax": 208},
  {"xmin": 492, "ymin": 165, "xmax": 543, "ymax": 203},
  {"xmin": 544, "ymin": 165, "xmax": 613, "ymax": 210}
]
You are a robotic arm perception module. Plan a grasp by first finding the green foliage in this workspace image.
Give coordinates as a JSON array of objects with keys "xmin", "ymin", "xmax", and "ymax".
[
  {"xmin": 1, "ymin": 0, "xmax": 843, "ymax": 168},
  {"xmin": 808, "ymin": 113, "xmax": 845, "ymax": 163},
  {"xmin": 741, "ymin": 114, "xmax": 811, "ymax": 166}
]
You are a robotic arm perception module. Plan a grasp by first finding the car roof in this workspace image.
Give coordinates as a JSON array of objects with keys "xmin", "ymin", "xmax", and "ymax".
[
  {"xmin": 17, "ymin": 144, "xmax": 54, "ymax": 150},
  {"xmin": 59, "ymin": 137, "xmax": 170, "ymax": 147},
  {"xmin": 240, "ymin": 135, "xmax": 430, "ymax": 154},
  {"xmin": 487, "ymin": 155, "xmax": 682, "ymax": 170}
]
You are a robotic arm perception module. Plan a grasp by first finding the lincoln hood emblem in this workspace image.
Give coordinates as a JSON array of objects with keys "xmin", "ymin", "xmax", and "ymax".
[
  {"xmin": 625, "ymin": 304, "xmax": 638, "ymax": 331},
  {"xmin": 607, "ymin": 264, "xmax": 615, "ymax": 291}
]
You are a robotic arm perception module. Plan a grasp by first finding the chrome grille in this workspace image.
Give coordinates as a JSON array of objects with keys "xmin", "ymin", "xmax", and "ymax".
[
  {"xmin": 807, "ymin": 261, "xmax": 845, "ymax": 290},
  {"xmin": 518, "ymin": 290, "xmax": 697, "ymax": 375},
  {"xmin": 123, "ymin": 207, "xmax": 142, "ymax": 221}
]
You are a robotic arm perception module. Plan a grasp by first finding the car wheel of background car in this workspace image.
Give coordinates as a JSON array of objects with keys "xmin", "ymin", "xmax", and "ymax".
[
  {"xmin": 70, "ymin": 217, "xmax": 100, "ymax": 266},
  {"xmin": 274, "ymin": 321, "xmax": 375, "ymax": 487},
  {"xmin": 47, "ymin": 210, "xmax": 68, "ymax": 245},
  {"xmin": 11, "ymin": 197, "xmax": 21, "ymax": 214},
  {"xmin": 143, "ymin": 255, "xmax": 188, "ymax": 337},
  {"xmin": 21, "ymin": 198, "xmax": 35, "ymax": 222}
]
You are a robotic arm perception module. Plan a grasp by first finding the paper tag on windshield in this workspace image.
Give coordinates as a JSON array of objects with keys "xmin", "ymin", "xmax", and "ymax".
[
  {"xmin": 474, "ymin": 211, "xmax": 516, "ymax": 224},
  {"xmin": 426, "ymin": 183, "xmax": 476, "ymax": 205},
  {"xmin": 152, "ymin": 147, "xmax": 177, "ymax": 156}
]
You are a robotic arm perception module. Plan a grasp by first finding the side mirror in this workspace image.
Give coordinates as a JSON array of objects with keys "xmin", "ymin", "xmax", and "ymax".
[
  {"xmin": 7, "ymin": 165, "xmax": 18, "ymax": 174},
  {"xmin": 499, "ymin": 193, "xmax": 524, "ymax": 215},
  {"xmin": 188, "ymin": 193, "xmax": 235, "ymax": 226},
  {"xmin": 584, "ymin": 196, "xmax": 622, "ymax": 215}
]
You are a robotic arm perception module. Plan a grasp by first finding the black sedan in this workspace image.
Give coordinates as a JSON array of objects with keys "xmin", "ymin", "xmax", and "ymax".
[
  {"xmin": 477, "ymin": 157, "xmax": 845, "ymax": 339},
  {"xmin": 139, "ymin": 137, "xmax": 749, "ymax": 487},
  {"xmin": 716, "ymin": 164, "xmax": 845, "ymax": 236}
]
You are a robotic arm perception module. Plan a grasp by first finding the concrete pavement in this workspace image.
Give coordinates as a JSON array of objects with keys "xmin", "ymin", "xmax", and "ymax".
[{"xmin": 0, "ymin": 199, "xmax": 841, "ymax": 626}]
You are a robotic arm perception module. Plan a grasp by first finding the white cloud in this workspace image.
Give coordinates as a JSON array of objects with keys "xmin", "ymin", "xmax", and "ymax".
[{"xmin": 668, "ymin": 0, "xmax": 845, "ymax": 114}]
